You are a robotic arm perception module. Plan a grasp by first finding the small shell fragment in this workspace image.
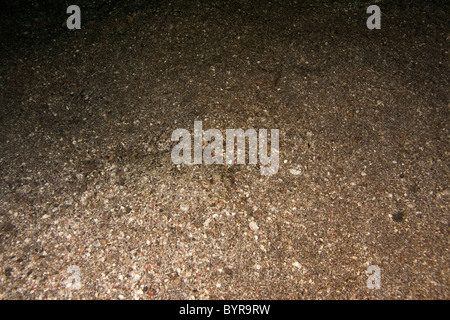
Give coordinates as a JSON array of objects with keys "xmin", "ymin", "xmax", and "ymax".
[{"xmin": 249, "ymin": 221, "xmax": 259, "ymax": 231}]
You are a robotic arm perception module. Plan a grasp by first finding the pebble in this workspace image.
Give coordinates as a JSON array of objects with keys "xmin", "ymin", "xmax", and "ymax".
[
  {"xmin": 203, "ymin": 218, "xmax": 212, "ymax": 227},
  {"xmin": 180, "ymin": 204, "xmax": 189, "ymax": 211},
  {"xmin": 20, "ymin": 184, "xmax": 32, "ymax": 194},
  {"xmin": 292, "ymin": 261, "xmax": 307, "ymax": 274},
  {"xmin": 249, "ymin": 221, "xmax": 259, "ymax": 231},
  {"xmin": 80, "ymin": 191, "xmax": 91, "ymax": 206},
  {"xmin": 289, "ymin": 168, "xmax": 302, "ymax": 175}
]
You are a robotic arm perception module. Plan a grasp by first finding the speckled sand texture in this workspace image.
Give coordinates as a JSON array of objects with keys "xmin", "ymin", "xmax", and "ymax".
[{"xmin": 0, "ymin": 0, "xmax": 448, "ymax": 299}]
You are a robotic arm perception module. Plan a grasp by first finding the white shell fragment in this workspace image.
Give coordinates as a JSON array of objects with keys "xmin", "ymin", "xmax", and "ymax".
[{"xmin": 249, "ymin": 221, "xmax": 259, "ymax": 231}]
